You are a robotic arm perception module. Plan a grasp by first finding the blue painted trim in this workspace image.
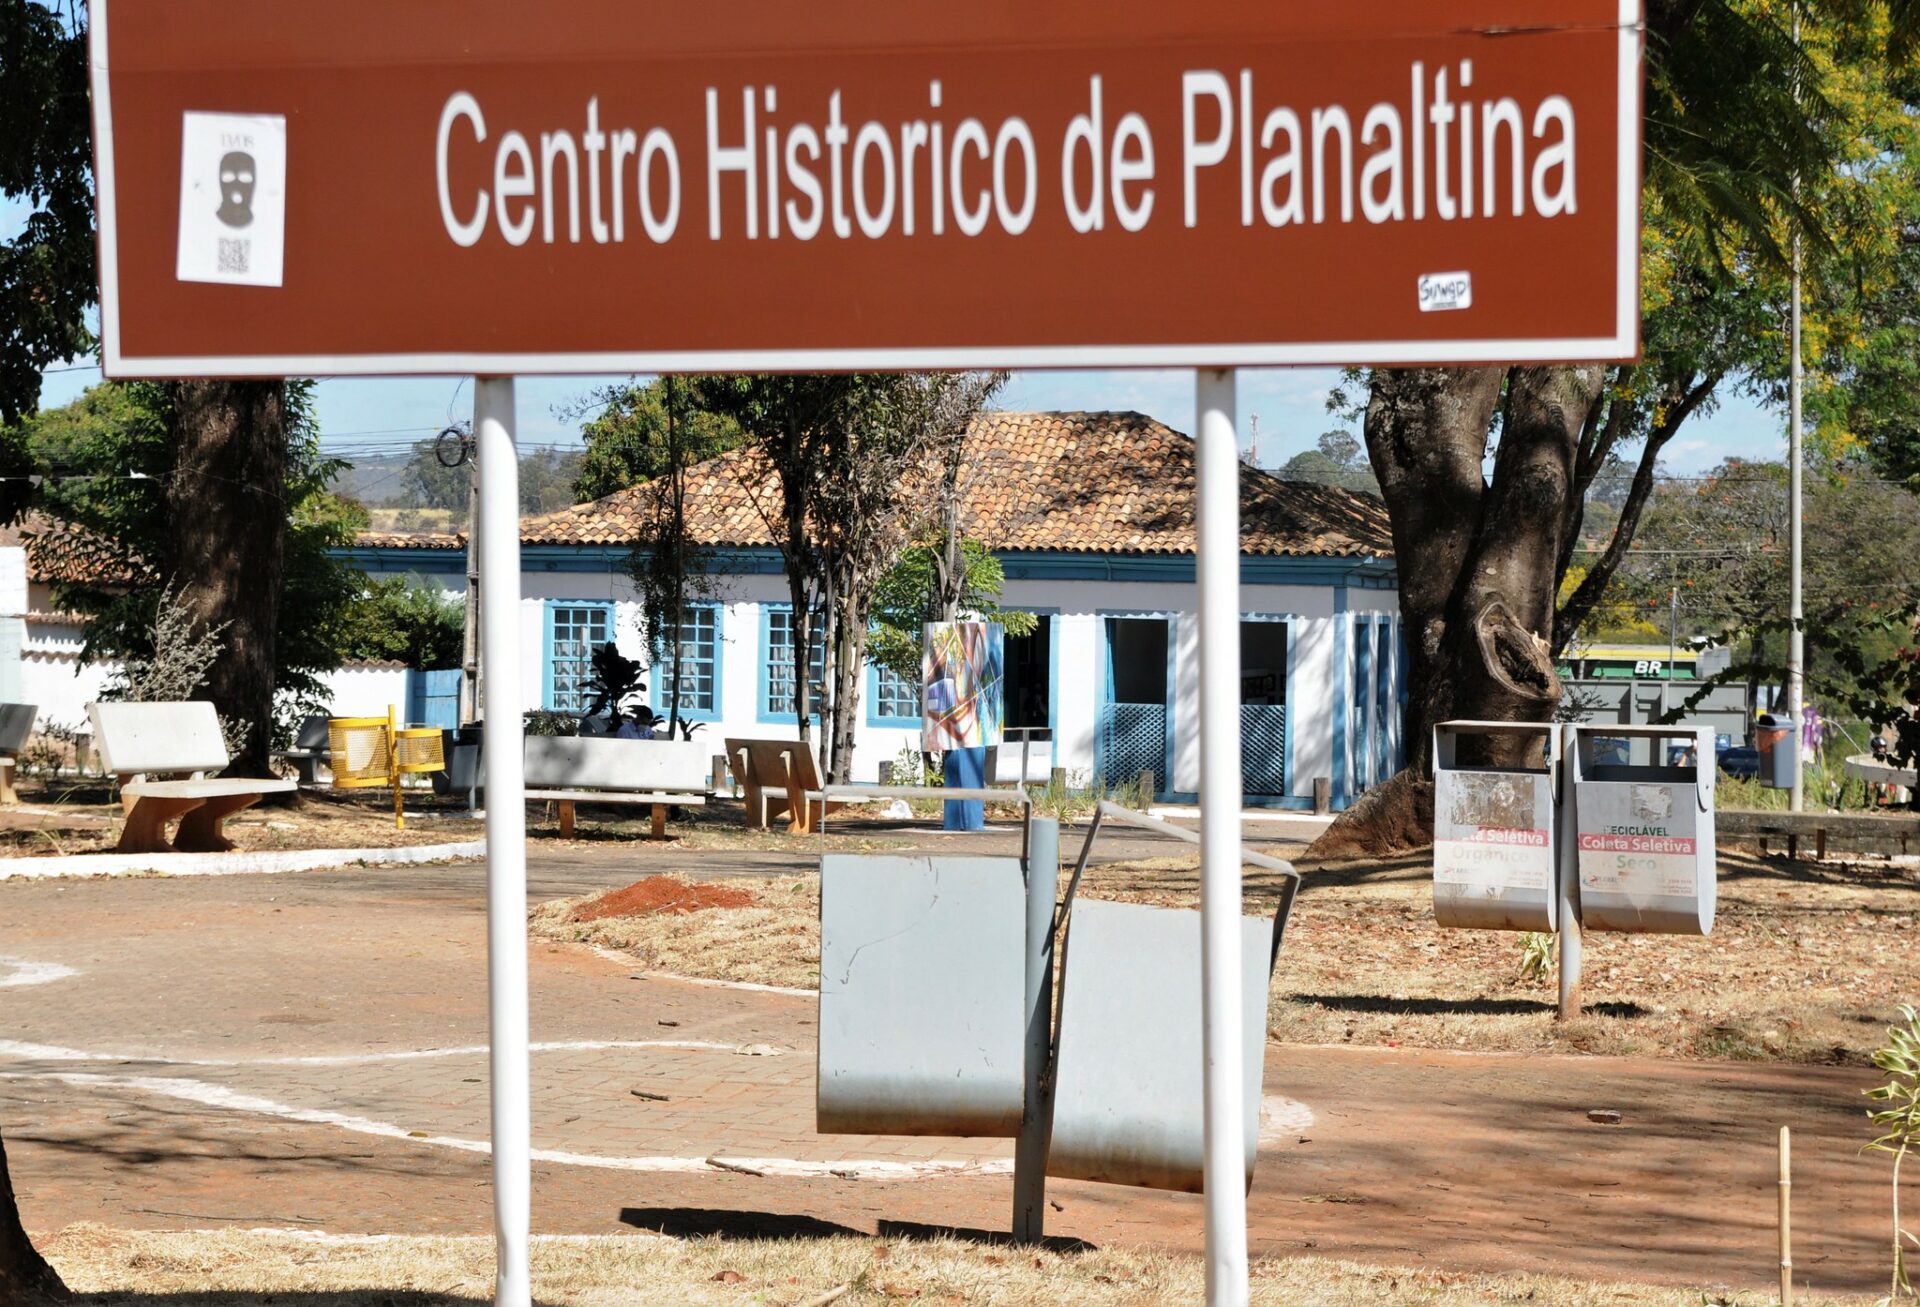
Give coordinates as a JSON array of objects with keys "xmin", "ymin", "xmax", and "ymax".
[
  {"xmin": 331, "ymin": 543, "xmax": 1397, "ymax": 588},
  {"xmin": 1354, "ymin": 617, "xmax": 1374, "ymax": 792},
  {"xmin": 650, "ymin": 601, "xmax": 724, "ymax": 722},
  {"xmin": 757, "ymin": 601, "xmax": 824, "ymax": 727},
  {"xmin": 866, "ymin": 657, "xmax": 920, "ymax": 728},
  {"xmin": 1331, "ymin": 585, "xmax": 1349, "ymax": 803}
]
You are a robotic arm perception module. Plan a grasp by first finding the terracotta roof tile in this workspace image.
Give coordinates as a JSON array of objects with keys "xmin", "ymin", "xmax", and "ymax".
[{"xmin": 514, "ymin": 411, "xmax": 1391, "ymax": 558}]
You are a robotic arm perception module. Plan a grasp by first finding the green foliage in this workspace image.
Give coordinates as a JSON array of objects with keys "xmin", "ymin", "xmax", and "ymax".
[
  {"xmin": 1864, "ymin": 1004, "xmax": 1920, "ymax": 1301},
  {"xmin": 21, "ymin": 380, "xmax": 365, "ymax": 709},
  {"xmin": 1276, "ymin": 430, "xmax": 1378, "ymax": 495},
  {"xmin": 0, "ymin": 0, "xmax": 94, "ymax": 450},
  {"xmin": 583, "ymin": 641, "xmax": 646, "ymax": 719},
  {"xmin": 522, "ymin": 709, "xmax": 579, "ymax": 737},
  {"xmin": 573, "ymin": 378, "xmax": 743, "ymax": 502},
  {"xmin": 1518, "ymin": 932, "xmax": 1556, "ymax": 983},
  {"xmin": 333, "ymin": 575, "xmax": 464, "ymax": 669},
  {"xmin": 868, "ymin": 540, "xmax": 1037, "ymax": 682}
]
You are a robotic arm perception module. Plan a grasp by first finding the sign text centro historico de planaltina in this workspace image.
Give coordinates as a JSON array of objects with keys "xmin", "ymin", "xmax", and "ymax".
[{"xmin": 434, "ymin": 62, "xmax": 1581, "ymax": 249}]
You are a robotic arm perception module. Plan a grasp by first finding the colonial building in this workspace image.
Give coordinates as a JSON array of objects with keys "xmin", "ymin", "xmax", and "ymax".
[{"xmin": 346, "ymin": 411, "xmax": 1405, "ymax": 808}]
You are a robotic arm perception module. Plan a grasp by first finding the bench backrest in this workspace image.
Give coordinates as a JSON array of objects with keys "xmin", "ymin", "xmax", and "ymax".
[
  {"xmin": 293, "ymin": 714, "xmax": 331, "ymax": 751},
  {"xmin": 89, "ymin": 700, "xmax": 230, "ymax": 777},
  {"xmin": 523, "ymin": 736, "xmax": 708, "ymax": 792},
  {"xmin": 727, "ymin": 737, "xmax": 821, "ymax": 792},
  {"xmin": 0, "ymin": 703, "xmax": 37, "ymax": 756}
]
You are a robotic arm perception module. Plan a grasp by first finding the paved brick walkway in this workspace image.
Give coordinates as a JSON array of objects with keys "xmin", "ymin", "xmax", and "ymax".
[{"xmin": 0, "ymin": 850, "xmax": 1897, "ymax": 1296}]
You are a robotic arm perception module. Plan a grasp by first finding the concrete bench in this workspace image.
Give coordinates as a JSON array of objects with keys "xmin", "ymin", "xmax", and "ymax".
[
  {"xmin": 274, "ymin": 713, "xmax": 332, "ymax": 785},
  {"xmin": 88, "ymin": 701, "xmax": 295, "ymax": 853},
  {"xmin": 0, "ymin": 703, "xmax": 37, "ymax": 805},
  {"xmin": 524, "ymin": 736, "xmax": 709, "ymax": 839}
]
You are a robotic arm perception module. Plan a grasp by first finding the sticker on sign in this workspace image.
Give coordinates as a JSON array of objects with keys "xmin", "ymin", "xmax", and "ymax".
[{"xmin": 1418, "ymin": 272, "xmax": 1472, "ymax": 312}]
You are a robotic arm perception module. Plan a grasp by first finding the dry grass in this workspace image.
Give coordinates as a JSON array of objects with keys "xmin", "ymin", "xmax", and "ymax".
[
  {"xmin": 38, "ymin": 1224, "xmax": 1868, "ymax": 1306},
  {"xmin": 533, "ymin": 848, "xmax": 1920, "ymax": 1064},
  {"xmin": 531, "ymin": 874, "xmax": 822, "ymax": 989}
]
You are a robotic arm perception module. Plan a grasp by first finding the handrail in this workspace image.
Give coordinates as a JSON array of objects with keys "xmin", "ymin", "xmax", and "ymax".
[{"xmin": 1059, "ymin": 801, "xmax": 1302, "ymax": 965}]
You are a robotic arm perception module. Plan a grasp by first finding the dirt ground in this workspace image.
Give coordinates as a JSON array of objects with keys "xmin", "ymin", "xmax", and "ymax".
[
  {"xmin": 533, "ymin": 848, "xmax": 1920, "ymax": 1065},
  {"xmin": 0, "ymin": 784, "xmax": 480, "ymax": 856},
  {"xmin": 39, "ymin": 1225, "xmax": 1857, "ymax": 1307}
]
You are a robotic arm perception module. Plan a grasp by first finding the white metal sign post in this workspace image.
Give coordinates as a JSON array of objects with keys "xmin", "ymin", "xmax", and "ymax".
[
  {"xmin": 1195, "ymin": 368, "xmax": 1247, "ymax": 1298},
  {"xmin": 474, "ymin": 378, "xmax": 532, "ymax": 1306}
]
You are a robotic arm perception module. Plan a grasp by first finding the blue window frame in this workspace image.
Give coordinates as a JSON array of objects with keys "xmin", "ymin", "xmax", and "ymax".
[
  {"xmin": 868, "ymin": 657, "xmax": 921, "ymax": 724},
  {"xmin": 652, "ymin": 603, "xmax": 722, "ymax": 720},
  {"xmin": 760, "ymin": 604, "xmax": 827, "ymax": 723},
  {"xmin": 544, "ymin": 601, "xmax": 614, "ymax": 712}
]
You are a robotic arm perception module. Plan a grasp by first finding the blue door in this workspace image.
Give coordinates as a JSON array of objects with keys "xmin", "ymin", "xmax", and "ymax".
[{"xmin": 405, "ymin": 668, "xmax": 462, "ymax": 729}]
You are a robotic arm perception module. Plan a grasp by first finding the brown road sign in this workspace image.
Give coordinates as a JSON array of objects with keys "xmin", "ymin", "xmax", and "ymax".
[{"xmin": 91, "ymin": 0, "xmax": 1642, "ymax": 376}]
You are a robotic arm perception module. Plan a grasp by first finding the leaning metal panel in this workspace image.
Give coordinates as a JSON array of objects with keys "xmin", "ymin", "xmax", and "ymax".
[
  {"xmin": 1241, "ymin": 704, "xmax": 1287, "ymax": 795},
  {"xmin": 1048, "ymin": 898, "xmax": 1277, "ymax": 1192},
  {"xmin": 1100, "ymin": 702, "xmax": 1167, "ymax": 790},
  {"xmin": 817, "ymin": 854, "xmax": 1027, "ymax": 1137}
]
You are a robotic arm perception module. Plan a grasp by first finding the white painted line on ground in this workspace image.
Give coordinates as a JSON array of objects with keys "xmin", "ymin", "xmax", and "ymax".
[
  {"xmin": 0, "ymin": 958, "xmax": 77, "ymax": 989},
  {"xmin": 0, "ymin": 840, "xmax": 487, "ymax": 881},
  {"xmin": 0, "ymin": 1069, "xmax": 1011, "ymax": 1181},
  {"xmin": 631, "ymin": 968, "xmax": 813, "ymax": 999},
  {"xmin": 0, "ymin": 1037, "xmax": 769, "ymax": 1067}
]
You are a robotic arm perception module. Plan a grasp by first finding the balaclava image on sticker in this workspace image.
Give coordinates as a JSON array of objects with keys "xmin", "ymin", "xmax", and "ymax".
[{"xmin": 216, "ymin": 150, "xmax": 256, "ymax": 228}]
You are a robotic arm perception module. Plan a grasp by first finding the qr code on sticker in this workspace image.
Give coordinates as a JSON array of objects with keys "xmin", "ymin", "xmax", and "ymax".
[{"xmin": 216, "ymin": 238, "xmax": 250, "ymax": 275}]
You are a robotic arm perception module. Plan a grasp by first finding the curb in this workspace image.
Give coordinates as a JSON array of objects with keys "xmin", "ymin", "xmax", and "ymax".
[{"xmin": 0, "ymin": 839, "xmax": 487, "ymax": 882}]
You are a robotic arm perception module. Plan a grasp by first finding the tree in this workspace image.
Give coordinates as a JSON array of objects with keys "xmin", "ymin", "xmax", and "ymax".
[
  {"xmin": 691, "ymin": 375, "xmax": 891, "ymax": 765},
  {"xmin": 332, "ymin": 574, "xmax": 465, "ymax": 668},
  {"xmin": 24, "ymin": 381, "xmax": 364, "ymax": 759},
  {"xmin": 1311, "ymin": 0, "xmax": 1920, "ymax": 856},
  {"xmin": 810, "ymin": 372, "xmax": 1004, "ymax": 780},
  {"xmin": 1276, "ymin": 429, "xmax": 1379, "ymax": 495},
  {"xmin": 869, "ymin": 538, "xmax": 1037, "ymax": 682},
  {"xmin": 0, "ymin": 3, "xmax": 88, "ymax": 1287},
  {"xmin": 572, "ymin": 378, "xmax": 743, "ymax": 503}
]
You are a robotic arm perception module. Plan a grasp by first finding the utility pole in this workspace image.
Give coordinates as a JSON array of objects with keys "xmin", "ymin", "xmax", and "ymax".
[
  {"xmin": 454, "ymin": 425, "xmax": 482, "ymax": 725},
  {"xmin": 1787, "ymin": 4, "xmax": 1807, "ymax": 813},
  {"xmin": 1664, "ymin": 583, "xmax": 1678, "ymax": 720}
]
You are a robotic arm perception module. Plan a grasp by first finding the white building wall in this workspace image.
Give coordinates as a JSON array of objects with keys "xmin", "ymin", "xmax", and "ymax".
[
  {"xmin": 320, "ymin": 664, "xmax": 412, "ymax": 719},
  {"xmin": 316, "ymin": 558, "xmax": 1404, "ymax": 801}
]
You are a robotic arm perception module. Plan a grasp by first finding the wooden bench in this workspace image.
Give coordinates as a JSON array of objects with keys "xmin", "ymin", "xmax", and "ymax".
[
  {"xmin": 88, "ymin": 701, "xmax": 296, "ymax": 853},
  {"xmin": 524, "ymin": 736, "xmax": 709, "ymax": 839},
  {"xmin": 0, "ymin": 703, "xmax": 37, "ymax": 805},
  {"xmin": 724, "ymin": 737, "xmax": 869, "ymax": 835}
]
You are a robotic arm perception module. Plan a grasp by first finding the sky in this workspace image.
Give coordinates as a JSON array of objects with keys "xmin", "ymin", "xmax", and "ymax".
[
  {"xmin": 11, "ymin": 194, "xmax": 1787, "ymax": 475},
  {"xmin": 29, "ymin": 360, "xmax": 1790, "ymax": 478}
]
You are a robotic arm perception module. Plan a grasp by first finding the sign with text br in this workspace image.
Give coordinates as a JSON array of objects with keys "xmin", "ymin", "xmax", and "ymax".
[{"xmin": 91, "ymin": 0, "xmax": 1642, "ymax": 377}]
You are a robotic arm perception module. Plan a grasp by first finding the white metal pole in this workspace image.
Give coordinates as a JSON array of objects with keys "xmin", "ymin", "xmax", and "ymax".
[
  {"xmin": 1195, "ymin": 367, "xmax": 1248, "ymax": 1305},
  {"xmin": 1787, "ymin": 4, "xmax": 1806, "ymax": 814},
  {"xmin": 475, "ymin": 377, "xmax": 531, "ymax": 1307}
]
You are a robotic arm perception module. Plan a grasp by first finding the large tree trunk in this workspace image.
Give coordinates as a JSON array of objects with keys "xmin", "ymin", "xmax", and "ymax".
[
  {"xmin": 167, "ymin": 381, "xmax": 287, "ymax": 777},
  {"xmin": 1306, "ymin": 365, "xmax": 1600, "ymax": 859},
  {"xmin": 0, "ymin": 1129, "xmax": 68, "ymax": 1304}
]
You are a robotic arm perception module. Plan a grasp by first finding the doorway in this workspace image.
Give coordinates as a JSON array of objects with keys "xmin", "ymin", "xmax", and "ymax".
[
  {"xmin": 1240, "ymin": 619, "xmax": 1289, "ymax": 797},
  {"xmin": 1100, "ymin": 616, "xmax": 1171, "ymax": 795}
]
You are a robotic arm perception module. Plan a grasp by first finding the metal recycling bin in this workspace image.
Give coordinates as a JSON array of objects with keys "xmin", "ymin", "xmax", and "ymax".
[
  {"xmin": 1565, "ymin": 724, "xmax": 1716, "ymax": 935},
  {"xmin": 1431, "ymin": 721, "xmax": 1559, "ymax": 932},
  {"xmin": 1047, "ymin": 898, "xmax": 1277, "ymax": 1193},
  {"xmin": 816, "ymin": 854, "xmax": 1027, "ymax": 1137},
  {"xmin": 1756, "ymin": 717, "xmax": 1797, "ymax": 789}
]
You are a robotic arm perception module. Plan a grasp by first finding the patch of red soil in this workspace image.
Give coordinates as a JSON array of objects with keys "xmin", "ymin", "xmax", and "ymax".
[{"xmin": 571, "ymin": 875, "xmax": 757, "ymax": 922}]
